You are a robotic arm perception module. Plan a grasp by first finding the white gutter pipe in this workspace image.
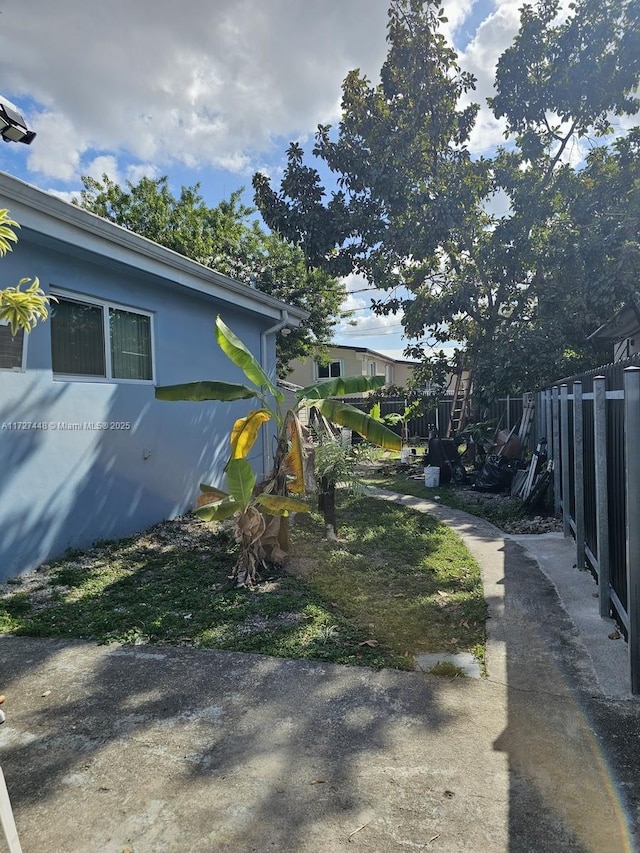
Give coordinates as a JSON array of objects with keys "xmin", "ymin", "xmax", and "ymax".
[{"xmin": 260, "ymin": 310, "xmax": 289, "ymax": 383}]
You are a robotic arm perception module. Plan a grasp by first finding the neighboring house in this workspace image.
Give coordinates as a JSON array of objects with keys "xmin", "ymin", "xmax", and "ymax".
[
  {"xmin": 0, "ymin": 172, "xmax": 306, "ymax": 580},
  {"xmin": 286, "ymin": 345, "xmax": 418, "ymax": 393},
  {"xmin": 588, "ymin": 298, "xmax": 640, "ymax": 361}
]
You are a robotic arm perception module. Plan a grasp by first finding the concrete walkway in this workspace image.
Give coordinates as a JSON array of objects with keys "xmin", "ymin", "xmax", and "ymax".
[{"xmin": 1, "ymin": 493, "xmax": 639, "ymax": 852}]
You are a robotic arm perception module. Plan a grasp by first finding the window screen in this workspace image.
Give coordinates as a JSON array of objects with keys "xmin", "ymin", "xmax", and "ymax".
[
  {"xmin": 51, "ymin": 295, "xmax": 152, "ymax": 381},
  {"xmin": 109, "ymin": 308, "xmax": 152, "ymax": 380},
  {"xmin": 0, "ymin": 323, "xmax": 24, "ymax": 370},
  {"xmin": 51, "ymin": 298, "xmax": 106, "ymax": 376}
]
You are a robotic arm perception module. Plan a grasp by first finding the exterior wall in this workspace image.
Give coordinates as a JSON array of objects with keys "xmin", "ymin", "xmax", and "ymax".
[
  {"xmin": 287, "ymin": 346, "xmax": 416, "ymax": 393},
  {"xmin": 0, "ymin": 230, "xmax": 277, "ymax": 579},
  {"xmin": 393, "ymin": 362, "xmax": 416, "ymax": 387}
]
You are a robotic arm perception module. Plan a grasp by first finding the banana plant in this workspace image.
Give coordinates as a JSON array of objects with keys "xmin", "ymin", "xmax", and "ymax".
[{"xmin": 156, "ymin": 316, "xmax": 401, "ymax": 586}]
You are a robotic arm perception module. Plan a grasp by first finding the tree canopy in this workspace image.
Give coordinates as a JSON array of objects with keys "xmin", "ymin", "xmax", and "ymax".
[
  {"xmin": 253, "ymin": 0, "xmax": 640, "ymax": 400},
  {"xmin": 76, "ymin": 175, "xmax": 346, "ymax": 374}
]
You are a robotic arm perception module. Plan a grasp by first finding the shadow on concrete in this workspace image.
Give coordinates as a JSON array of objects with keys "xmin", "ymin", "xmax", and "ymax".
[
  {"xmin": 0, "ymin": 637, "xmax": 502, "ymax": 852},
  {"xmin": 495, "ymin": 539, "xmax": 635, "ymax": 852},
  {"xmin": 1, "ymin": 491, "xmax": 639, "ymax": 851}
]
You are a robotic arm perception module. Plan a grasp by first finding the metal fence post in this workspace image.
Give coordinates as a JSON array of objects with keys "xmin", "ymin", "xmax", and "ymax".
[
  {"xmin": 545, "ymin": 389, "xmax": 552, "ymax": 449},
  {"xmin": 560, "ymin": 384, "xmax": 571, "ymax": 537},
  {"xmin": 573, "ymin": 382, "xmax": 585, "ymax": 570},
  {"xmin": 552, "ymin": 386, "xmax": 561, "ymax": 517},
  {"xmin": 624, "ymin": 367, "xmax": 640, "ymax": 694},
  {"xmin": 593, "ymin": 376, "xmax": 611, "ymax": 618}
]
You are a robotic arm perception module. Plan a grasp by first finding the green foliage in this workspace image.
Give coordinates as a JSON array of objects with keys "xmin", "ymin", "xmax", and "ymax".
[
  {"xmin": 314, "ymin": 440, "xmax": 375, "ymax": 494},
  {"xmin": 0, "ymin": 209, "xmax": 54, "ymax": 334},
  {"xmin": 254, "ymin": 0, "xmax": 640, "ymax": 400},
  {"xmin": 0, "ymin": 209, "xmax": 20, "ymax": 256},
  {"xmin": 297, "ymin": 374, "xmax": 385, "ymax": 402},
  {"xmin": 0, "ymin": 277, "xmax": 53, "ymax": 335},
  {"xmin": 76, "ymin": 174, "xmax": 346, "ymax": 373},
  {"xmin": 156, "ymin": 316, "xmax": 400, "ymax": 584},
  {"xmin": 155, "ymin": 380, "xmax": 257, "ymax": 403},
  {"xmin": 215, "ymin": 315, "xmax": 282, "ymax": 401}
]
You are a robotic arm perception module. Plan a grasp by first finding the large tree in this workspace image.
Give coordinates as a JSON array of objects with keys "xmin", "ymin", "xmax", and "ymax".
[
  {"xmin": 76, "ymin": 175, "xmax": 346, "ymax": 373},
  {"xmin": 253, "ymin": 0, "xmax": 640, "ymax": 399}
]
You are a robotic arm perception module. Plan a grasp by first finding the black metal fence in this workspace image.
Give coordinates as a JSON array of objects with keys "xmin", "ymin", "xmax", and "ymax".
[
  {"xmin": 537, "ymin": 353, "xmax": 640, "ymax": 692},
  {"xmin": 336, "ymin": 394, "xmax": 525, "ymax": 442}
]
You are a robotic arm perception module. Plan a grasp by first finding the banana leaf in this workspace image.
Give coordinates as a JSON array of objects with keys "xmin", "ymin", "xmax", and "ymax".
[
  {"xmin": 225, "ymin": 458, "xmax": 256, "ymax": 509},
  {"xmin": 230, "ymin": 409, "xmax": 272, "ymax": 459},
  {"xmin": 195, "ymin": 495, "xmax": 239, "ymax": 522},
  {"xmin": 282, "ymin": 410, "xmax": 306, "ymax": 494},
  {"xmin": 255, "ymin": 494, "xmax": 311, "ymax": 516},
  {"xmin": 312, "ymin": 399, "xmax": 402, "ymax": 450},
  {"xmin": 156, "ymin": 381, "xmax": 257, "ymax": 402},
  {"xmin": 197, "ymin": 484, "xmax": 229, "ymax": 507},
  {"xmin": 215, "ymin": 316, "xmax": 284, "ymax": 403},
  {"xmin": 296, "ymin": 374, "xmax": 385, "ymax": 402}
]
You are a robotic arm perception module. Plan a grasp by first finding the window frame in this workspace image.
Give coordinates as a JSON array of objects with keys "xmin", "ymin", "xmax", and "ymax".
[
  {"xmin": 0, "ymin": 319, "xmax": 28, "ymax": 372},
  {"xmin": 315, "ymin": 358, "xmax": 344, "ymax": 380},
  {"xmin": 50, "ymin": 288, "xmax": 155, "ymax": 384}
]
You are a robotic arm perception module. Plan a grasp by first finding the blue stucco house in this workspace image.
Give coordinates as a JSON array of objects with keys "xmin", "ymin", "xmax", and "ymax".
[{"xmin": 0, "ymin": 172, "xmax": 307, "ymax": 580}]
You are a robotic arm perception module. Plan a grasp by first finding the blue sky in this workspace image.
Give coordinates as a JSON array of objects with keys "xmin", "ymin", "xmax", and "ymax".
[{"xmin": 1, "ymin": 0, "xmax": 518, "ymax": 359}]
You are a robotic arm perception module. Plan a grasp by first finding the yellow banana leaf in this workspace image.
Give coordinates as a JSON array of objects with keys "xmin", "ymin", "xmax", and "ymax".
[
  {"xmin": 230, "ymin": 409, "xmax": 271, "ymax": 459},
  {"xmin": 283, "ymin": 410, "xmax": 306, "ymax": 494}
]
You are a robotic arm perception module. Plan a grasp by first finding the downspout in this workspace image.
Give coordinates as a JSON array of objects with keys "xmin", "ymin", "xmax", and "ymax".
[{"xmin": 260, "ymin": 310, "xmax": 289, "ymax": 477}]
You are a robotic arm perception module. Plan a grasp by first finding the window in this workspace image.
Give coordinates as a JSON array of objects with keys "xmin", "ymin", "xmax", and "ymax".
[
  {"xmin": 385, "ymin": 364, "xmax": 394, "ymax": 383},
  {"xmin": 316, "ymin": 360, "xmax": 343, "ymax": 379},
  {"xmin": 0, "ymin": 321, "xmax": 25, "ymax": 371},
  {"xmin": 51, "ymin": 294, "xmax": 153, "ymax": 381},
  {"xmin": 369, "ymin": 360, "xmax": 377, "ymax": 376}
]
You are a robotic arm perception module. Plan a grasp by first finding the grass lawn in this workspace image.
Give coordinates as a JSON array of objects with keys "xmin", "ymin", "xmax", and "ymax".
[
  {"xmin": 361, "ymin": 461, "xmax": 529, "ymax": 529},
  {"xmin": 0, "ymin": 493, "xmax": 486, "ymax": 672}
]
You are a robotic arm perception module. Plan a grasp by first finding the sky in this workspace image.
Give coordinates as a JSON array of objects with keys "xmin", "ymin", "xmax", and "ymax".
[{"xmin": 0, "ymin": 0, "xmax": 527, "ymax": 361}]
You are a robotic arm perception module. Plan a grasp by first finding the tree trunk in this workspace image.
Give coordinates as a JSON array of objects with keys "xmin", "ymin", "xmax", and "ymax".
[{"xmin": 320, "ymin": 476, "xmax": 337, "ymax": 539}]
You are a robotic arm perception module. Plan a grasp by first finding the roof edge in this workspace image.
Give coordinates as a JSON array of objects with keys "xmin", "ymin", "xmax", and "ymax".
[{"xmin": 0, "ymin": 171, "xmax": 308, "ymax": 323}]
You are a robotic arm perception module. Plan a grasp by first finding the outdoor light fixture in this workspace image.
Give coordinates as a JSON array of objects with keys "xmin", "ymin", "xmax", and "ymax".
[{"xmin": 0, "ymin": 96, "xmax": 36, "ymax": 144}]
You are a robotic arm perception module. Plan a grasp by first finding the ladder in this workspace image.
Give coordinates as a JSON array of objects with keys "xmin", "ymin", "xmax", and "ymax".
[
  {"xmin": 447, "ymin": 368, "xmax": 473, "ymax": 436},
  {"xmin": 517, "ymin": 392, "xmax": 536, "ymax": 448}
]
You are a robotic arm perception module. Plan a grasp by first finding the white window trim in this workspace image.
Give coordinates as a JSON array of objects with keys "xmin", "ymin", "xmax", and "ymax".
[
  {"xmin": 50, "ymin": 288, "xmax": 156, "ymax": 385},
  {"xmin": 314, "ymin": 358, "xmax": 344, "ymax": 380},
  {"xmin": 0, "ymin": 318, "xmax": 28, "ymax": 372}
]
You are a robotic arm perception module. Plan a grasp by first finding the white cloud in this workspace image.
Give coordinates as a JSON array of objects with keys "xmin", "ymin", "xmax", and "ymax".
[
  {"xmin": 25, "ymin": 111, "xmax": 86, "ymax": 180},
  {"xmin": 459, "ymin": 2, "xmax": 522, "ymax": 153},
  {"xmin": 2, "ymin": 0, "xmax": 390, "ymax": 182},
  {"xmin": 125, "ymin": 163, "xmax": 160, "ymax": 184},
  {"xmin": 86, "ymin": 155, "xmax": 121, "ymax": 183}
]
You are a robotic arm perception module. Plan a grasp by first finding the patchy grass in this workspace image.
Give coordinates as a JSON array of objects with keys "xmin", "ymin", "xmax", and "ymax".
[
  {"xmin": 0, "ymin": 494, "xmax": 486, "ymax": 671},
  {"xmin": 291, "ymin": 495, "xmax": 486, "ymax": 661},
  {"xmin": 361, "ymin": 463, "xmax": 529, "ymax": 529},
  {"xmin": 428, "ymin": 661, "xmax": 467, "ymax": 678}
]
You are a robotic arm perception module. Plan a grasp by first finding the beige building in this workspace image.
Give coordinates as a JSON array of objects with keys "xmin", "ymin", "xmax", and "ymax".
[{"xmin": 286, "ymin": 345, "xmax": 418, "ymax": 392}]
